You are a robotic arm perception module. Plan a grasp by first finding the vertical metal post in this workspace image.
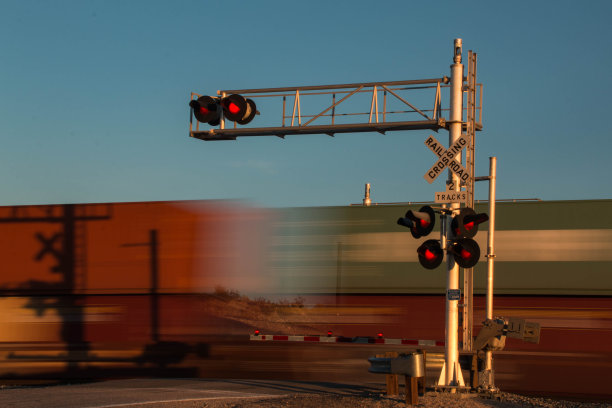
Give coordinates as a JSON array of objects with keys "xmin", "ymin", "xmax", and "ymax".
[
  {"xmin": 440, "ymin": 206, "xmax": 447, "ymax": 251},
  {"xmin": 291, "ymin": 90, "xmax": 301, "ymax": 127},
  {"xmin": 332, "ymin": 94, "xmax": 336, "ymax": 125},
  {"xmin": 220, "ymin": 92, "xmax": 227, "ymax": 130},
  {"xmin": 484, "ymin": 156, "xmax": 497, "ymax": 388},
  {"xmin": 439, "ymin": 38, "xmax": 465, "ymax": 388},
  {"xmin": 336, "ymin": 242, "xmax": 342, "ymax": 307},
  {"xmin": 433, "ymin": 82, "xmax": 440, "ymax": 120},
  {"xmin": 369, "ymin": 86, "xmax": 379, "ymax": 123},
  {"xmin": 383, "ymin": 90, "xmax": 387, "ymax": 122},
  {"xmin": 282, "ymin": 96, "xmax": 286, "ymax": 127},
  {"xmin": 363, "ymin": 183, "xmax": 371, "ymax": 206},
  {"xmin": 463, "ymin": 266, "xmax": 473, "ymax": 351}
]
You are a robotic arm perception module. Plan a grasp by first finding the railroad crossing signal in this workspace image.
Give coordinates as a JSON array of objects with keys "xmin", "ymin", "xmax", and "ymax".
[
  {"xmin": 451, "ymin": 207, "xmax": 489, "ymax": 238},
  {"xmin": 189, "ymin": 94, "xmax": 258, "ymax": 126},
  {"xmin": 398, "ymin": 206, "xmax": 444, "ymax": 269},
  {"xmin": 398, "ymin": 206, "xmax": 488, "ymax": 270},
  {"xmin": 448, "ymin": 238, "xmax": 480, "ymax": 268},
  {"xmin": 189, "ymin": 96, "xmax": 221, "ymax": 126},
  {"xmin": 448, "ymin": 207, "xmax": 489, "ymax": 268},
  {"xmin": 221, "ymin": 94, "xmax": 257, "ymax": 124},
  {"xmin": 417, "ymin": 239, "xmax": 444, "ymax": 269},
  {"xmin": 423, "ymin": 134, "xmax": 471, "ymax": 184},
  {"xmin": 397, "ymin": 205, "xmax": 435, "ymax": 238},
  {"xmin": 189, "ymin": 38, "xmax": 487, "ymax": 390}
]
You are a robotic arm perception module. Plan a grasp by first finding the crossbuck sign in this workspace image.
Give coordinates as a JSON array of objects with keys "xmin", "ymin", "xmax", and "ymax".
[{"xmin": 423, "ymin": 134, "xmax": 471, "ymax": 184}]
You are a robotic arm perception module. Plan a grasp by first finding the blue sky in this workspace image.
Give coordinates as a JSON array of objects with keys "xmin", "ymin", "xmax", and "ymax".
[{"xmin": 1, "ymin": 0, "xmax": 611, "ymax": 208}]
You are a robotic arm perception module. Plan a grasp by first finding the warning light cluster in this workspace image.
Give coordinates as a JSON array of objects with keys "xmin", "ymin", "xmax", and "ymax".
[
  {"xmin": 397, "ymin": 205, "xmax": 488, "ymax": 269},
  {"xmin": 189, "ymin": 94, "xmax": 258, "ymax": 126}
]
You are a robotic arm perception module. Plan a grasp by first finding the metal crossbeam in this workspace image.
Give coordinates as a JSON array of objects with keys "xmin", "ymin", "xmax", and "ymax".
[
  {"xmin": 218, "ymin": 78, "xmax": 448, "ymax": 94},
  {"xmin": 192, "ymin": 119, "xmax": 446, "ymax": 141},
  {"xmin": 190, "ymin": 78, "xmax": 456, "ymax": 140}
]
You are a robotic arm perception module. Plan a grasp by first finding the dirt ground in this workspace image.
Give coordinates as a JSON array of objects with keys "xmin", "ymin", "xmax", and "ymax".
[{"xmin": 199, "ymin": 391, "xmax": 611, "ymax": 408}]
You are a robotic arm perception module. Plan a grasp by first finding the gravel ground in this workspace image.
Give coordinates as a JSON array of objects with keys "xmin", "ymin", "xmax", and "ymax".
[{"xmin": 200, "ymin": 391, "xmax": 611, "ymax": 408}]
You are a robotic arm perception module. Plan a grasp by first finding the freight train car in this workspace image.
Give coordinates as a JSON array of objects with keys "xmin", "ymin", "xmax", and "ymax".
[
  {"xmin": 270, "ymin": 199, "xmax": 612, "ymax": 296},
  {"xmin": 0, "ymin": 201, "xmax": 272, "ymax": 380},
  {"xmin": 0, "ymin": 199, "xmax": 610, "ymax": 397}
]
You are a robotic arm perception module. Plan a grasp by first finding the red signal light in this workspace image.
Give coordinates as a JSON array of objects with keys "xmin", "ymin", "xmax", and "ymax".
[
  {"xmin": 190, "ymin": 94, "xmax": 258, "ymax": 126},
  {"xmin": 448, "ymin": 208, "xmax": 487, "ymax": 268},
  {"xmin": 451, "ymin": 208, "xmax": 488, "ymax": 238},
  {"xmin": 424, "ymin": 248, "xmax": 437, "ymax": 261},
  {"xmin": 417, "ymin": 239, "xmax": 444, "ymax": 269},
  {"xmin": 449, "ymin": 238, "xmax": 481, "ymax": 268},
  {"xmin": 377, "ymin": 332, "xmax": 383, "ymax": 338},
  {"xmin": 228, "ymin": 102, "xmax": 240, "ymax": 115},
  {"xmin": 222, "ymin": 94, "xmax": 258, "ymax": 125},
  {"xmin": 397, "ymin": 205, "xmax": 436, "ymax": 238},
  {"xmin": 189, "ymin": 95, "xmax": 221, "ymax": 126},
  {"xmin": 254, "ymin": 329, "xmax": 260, "ymax": 336}
]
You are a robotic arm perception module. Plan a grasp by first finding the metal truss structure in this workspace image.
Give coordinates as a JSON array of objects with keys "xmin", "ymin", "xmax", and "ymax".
[{"xmin": 190, "ymin": 77, "xmax": 481, "ymax": 142}]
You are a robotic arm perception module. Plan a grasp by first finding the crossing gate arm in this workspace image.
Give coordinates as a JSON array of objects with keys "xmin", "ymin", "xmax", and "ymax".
[{"xmin": 249, "ymin": 334, "xmax": 446, "ymax": 347}]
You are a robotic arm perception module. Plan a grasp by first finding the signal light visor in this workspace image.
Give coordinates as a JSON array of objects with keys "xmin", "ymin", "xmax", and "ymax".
[{"xmin": 398, "ymin": 205, "xmax": 435, "ymax": 238}]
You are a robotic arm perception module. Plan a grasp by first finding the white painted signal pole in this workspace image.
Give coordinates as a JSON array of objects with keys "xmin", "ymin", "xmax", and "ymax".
[
  {"xmin": 438, "ymin": 38, "xmax": 466, "ymax": 388},
  {"xmin": 484, "ymin": 156, "xmax": 497, "ymax": 388}
]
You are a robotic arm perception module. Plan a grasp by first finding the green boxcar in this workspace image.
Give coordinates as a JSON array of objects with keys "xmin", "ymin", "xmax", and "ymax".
[{"xmin": 271, "ymin": 200, "xmax": 612, "ymax": 296}]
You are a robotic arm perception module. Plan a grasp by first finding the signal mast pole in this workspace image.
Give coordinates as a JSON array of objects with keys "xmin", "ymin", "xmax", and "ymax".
[
  {"xmin": 439, "ymin": 38, "xmax": 465, "ymax": 388},
  {"xmin": 484, "ymin": 156, "xmax": 497, "ymax": 388}
]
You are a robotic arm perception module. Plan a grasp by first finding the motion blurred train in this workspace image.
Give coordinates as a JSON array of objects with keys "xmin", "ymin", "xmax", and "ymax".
[{"xmin": 0, "ymin": 199, "xmax": 610, "ymax": 384}]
